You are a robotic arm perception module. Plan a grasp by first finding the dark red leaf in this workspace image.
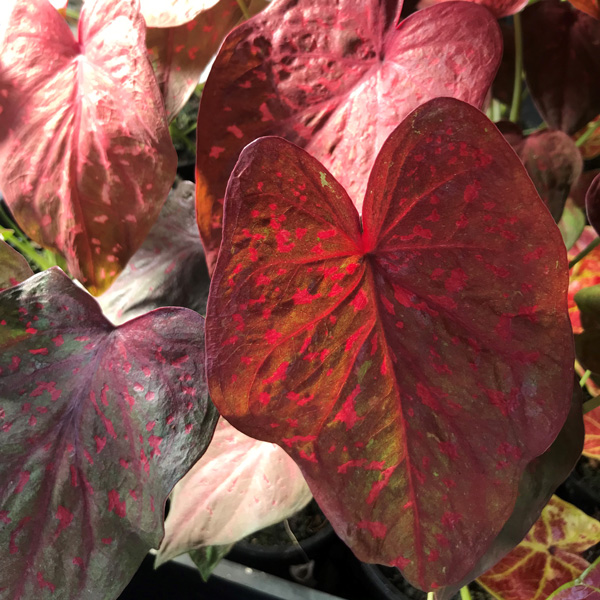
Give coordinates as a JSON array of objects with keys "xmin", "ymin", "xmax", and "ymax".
[
  {"xmin": 0, "ymin": 268, "xmax": 218, "ymax": 598},
  {"xmin": 0, "ymin": 240, "xmax": 33, "ymax": 291},
  {"xmin": 0, "ymin": 0, "xmax": 177, "ymax": 294},
  {"xmin": 477, "ymin": 496, "xmax": 600, "ymax": 600},
  {"xmin": 146, "ymin": 0, "xmax": 259, "ymax": 122},
  {"xmin": 140, "ymin": 0, "xmax": 221, "ymax": 27},
  {"xmin": 99, "ymin": 181, "xmax": 210, "ymax": 325},
  {"xmin": 586, "ymin": 173, "xmax": 600, "ymax": 237},
  {"xmin": 571, "ymin": 170, "xmax": 600, "ymax": 209},
  {"xmin": 436, "ymin": 380, "xmax": 584, "ymax": 599},
  {"xmin": 515, "ymin": 130, "xmax": 583, "ymax": 223},
  {"xmin": 548, "ymin": 556, "xmax": 600, "ymax": 600},
  {"xmin": 522, "ymin": 0, "xmax": 600, "ymax": 135},
  {"xmin": 195, "ymin": 0, "xmax": 502, "ymax": 272},
  {"xmin": 205, "ymin": 97, "xmax": 574, "ymax": 590},
  {"xmin": 417, "ymin": 0, "xmax": 527, "ymax": 19}
]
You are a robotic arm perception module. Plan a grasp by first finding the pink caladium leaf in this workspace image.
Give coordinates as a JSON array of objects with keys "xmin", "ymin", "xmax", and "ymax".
[
  {"xmin": 140, "ymin": 0, "xmax": 221, "ymax": 27},
  {"xmin": 0, "ymin": 0, "xmax": 177, "ymax": 295},
  {"xmin": 417, "ymin": 0, "xmax": 527, "ymax": 19},
  {"xmin": 477, "ymin": 496, "xmax": 600, "ymax": 600},
  {"xmin": 548, "ymin": 557, "xmax": 600, "ymax": 600},
  {"xmin": 521, "ymin": 0, "xmax": 600, "ymax": 135},
  {"xmin": 146, "ymin": 0, "xmax": 250, "ymax": 122},
  {"xmin": 205, "ymin": 97, "xmax": 574, "ymax": 590},
  {"xmin": 0, "ymin": 240, "xmax": 33, "ymax": 291},
  {"xmin": 0, "ymin": 268, "xmax": 218, "ymax": 599},
  {"xmin": 156, "ymin": 417, "xmax": 312, "ymax": 566},
  {"xmin": 586, "ymin": 173, "xmax": 600, "ymax": 237},
  {"xmin": 99, "ymin": 181, "xmax": 210, "ymax": 325},
  {"xmin": 195, "ymin": 0, "xmax": 502, "ymax": 272}
]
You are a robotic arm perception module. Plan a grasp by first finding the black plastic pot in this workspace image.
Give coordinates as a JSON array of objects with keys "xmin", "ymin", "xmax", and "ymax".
[{"xmin": 360, "ymin": 563, "xmax": 415, "ymax": 600}]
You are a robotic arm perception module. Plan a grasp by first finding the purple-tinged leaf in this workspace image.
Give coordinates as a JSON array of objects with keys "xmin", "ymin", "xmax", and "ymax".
[
  {"xmin": 522, "ymin": 0, "xmax": 600, "ymax": 135},
  {"xmin": 156, "ymin": 417, "xmax": 312, "ymax": 566},
  {"xmin": 195, "ymin": 0, "xmax": 502, "ymax": 272},
  {"xmin": 417, "ymin": 0, "xmax": 528, "ymax": 19},
  {"xmin": 0, "ymin": 268, "xmax": 218, "ymax": 599},
  {"xmin": 0, "ymin": 240, "xmax": 33, "ymax": 291},
  {"xmin": 140, "ymin": 0, "xmax": 221, "ymax": 27},
  {"xmin": 516, "ymin": 130, "xmax": 583, "ymax": 223},
  {"xmin": 586, "ymin": 173, "xmax": 600, "ymax": 237},
  {"xmin": 146, "ymin": 0, "xmax": 256, "ymax": 122},
  {"xmin": 0, "ymin": 0, "xmax": 177, "ymax": 295},
  {"xmin": 205, "ymin": 97, "xmax": 574, "ymax": 590},
  {"xmin": 99, "ymin": 181, "xmax": 210, "ymax": 325}
]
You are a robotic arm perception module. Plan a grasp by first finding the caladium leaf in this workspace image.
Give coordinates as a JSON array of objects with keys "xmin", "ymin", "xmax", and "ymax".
[
  {"xmin": 514, "ymin": 130, "xmax": 583, "ymax": 223},
  {"xmin": 0, "ymin": 0, "xmax": 177, "ymax": 295},
  {"xmin": 189, "ymin": 544, "xmax": 234, "ymax": 580},
  {"xmin": 195, "ymin": 0, "xmax": 502, "ymax": 272},
  {"xmin": 477, "ymin": 496, "xmax": 600, "ymax": 600},
  {"xmin": 559, "ymin": 199, "xmax": 586, "ymax": 251},
  {"xmin": 567, "ymin": 0, "xmax": 600, "ymax": 20},
  {"xmin": 146, "ymin": 0, "xmax": 255, "ymax": 122},
  {"xmin": 416, "ymin": 0, "xmax": 528, "ymax": 19},
  {"xmin": 140, "ymin": 0, "xmax": 221, "ymax": 27},
  {"xmin": 99, "ymin": 181, "xmax": 210, "ymax": 325},
  {"xmin": 583, "ymin": 407, "xmax": 600, "ymax": 460},
  {"xmin": 435, "ymin": 379, "xmax": 584, "ymax": 600},
  {"xmin": 572, "ymin": 170, "xmax": 600, "ymax": 210},
  {"xmin": 0, "ymin": 268, "xmax": 218, "ymax": 599},
  {"xmin": 205, "ymin": 97, "xmax": 574, "ymax": 590},
  {"xmin": 0, "ymin": 239, "xmax": 33, "ymax": 291},
  {"xmin": 587, "ymin": 173, "xmax": 600, "ymax": 237},
  {"xmin": 521, "ymin": 0, "xmax": 600, "ymax": 135},
  {"xmin": 155, "ymin": 417, "xmax": 312, "ymax": 566},
  {"xmin": 548, "ymin": 557, "xmax": 600, "ymax": 600},
  {"xmin": 574, "ymin": 284, "xmax": 600, "ymax": 373}
]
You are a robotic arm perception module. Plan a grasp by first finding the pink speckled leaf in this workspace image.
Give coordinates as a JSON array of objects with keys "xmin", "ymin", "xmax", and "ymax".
[
  {"xmin": 196, "ymin": 0, "xmax": 502, "ymax": 272},
  {"xmin": 478, "ymin": 496, "xmax": 600, "ymax": 600},
  {"xmin": 146, "ymin": 0, "xmax": 250, "ymax": 122},
  {"xmin": 521, "ymin": 0, "xmax": 600, "ymax": 135},
  {"xmin": 0, "ymin": 268, "xmax": 218, "ymax": 599},
  {"xmin": 205, "ymin": 97, "xmax": 574, "ymax": 590},
  {"xmin": 156, "ymin": 417, "xmax": 312, "ymax": 566},
  {"xmin": 140, "ymin": 0, "xmax": 221, "ymax": 27},
  {"xmin": 0, "ymin": 0, "xmax": 177, "ymax": 295},
  {"xmin": 99, "ymin": 181, "xmax": 210, "ymax": 325},
  {"xmin": 0, "ymin": 240, "xmax": 33, "ymax": 291},
  {"xmin": 417, "ymin": 0, "xmax": 527, "ymax": 19},
  {"xmin": 586, "ymin": 173, "xmax": 600, "ymax": 237}
]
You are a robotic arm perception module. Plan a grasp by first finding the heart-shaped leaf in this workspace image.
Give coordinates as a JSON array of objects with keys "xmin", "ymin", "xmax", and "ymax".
[
  {"xmin": 146, "ymin": 0, "xmax": 258, "ymax": 122},
  {"xmin": 559, "ymin": 199, "xmax": 586, "ymax": 251},
  {"xmin": 586, "ymin": 173, "xmax": 600, "ymax": 237},
  {"xmin": 195, "ymin": 0, "xmax": 502, "ymax": 272},
  {"xmin": 514, "ymin": 130, "xmax": 583, "ymax": 223},
  {"xmin": 477, "ymin": 496, "xmax": 600, "ymax": 600},
  {"xmin": 583, "ymin": 407, "xmax": 600, "ymax": 459},
  {"xmin": 0, "ymin": 0, "xmax": 177, "ymax": 294},
  {"xmin": 0, "ymin": 268, "xmax": 218, "ymax": 599},
  {"xmin": 140, "ymin": 0, "xmax": 221, "ymax": 27},
  {"xmin": 99, "ymin": 181, "xmax": 210, "ymax": 325},
  {"xmin": 416, "ymin": 0, "xmax": 528, "ymax": 19},
  {"xmin": 156, "ymin": 417, "xmax": 312, "ymax": 566},
  {"xmin": 205, "ymin": 97, "xmax": 574, "ymax": 590},
  {"xmin": 435, "ymin": 379, "xmax": 584, "ymax": 600},
  {"xmin": 0, "ymin": 240, "xmax": 33, "ymax": 291},
  {"xmin": 521, "ymin": 0, "xmax": 600, "ymax": 135},
  {"xmin": 567, "ymin": 0, "xmax": 600, "ymax": 20}
]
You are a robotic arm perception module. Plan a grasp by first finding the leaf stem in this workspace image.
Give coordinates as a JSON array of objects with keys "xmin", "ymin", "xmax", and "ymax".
[
  {"xmin": 583, "ymin": 395, "xmax": 600, "ymax": 415},
  {"xmin": 581, "ymin": 370, "xmax": 592, "ymax": 388},
  {"xmin": 169, "ymin": 122, "xmax": 196, "ymax": 155},
  {"xmin": 0, "ymin": 227, "xmax": 54, "ymax": 271},
  {"xmin": 460, "ymin": 586, "xmax": 473, "ymax": 600},
  {"xmin": 509, "ymin": 13, "xmax": 523, "ymax": 124},
  {"xmin": 575, "ymin": 120, "xmax": 600, "ymax": 148},
  {"xmin": 235, "ymin": 0, "xmax": 251, "ymax": 19},
  {"xmin": 569, "ymin": 237, "xmax": 600, "ymax": 269},
  {"xmin": 427, "ymin": 593, "xmax": 435, "ymax": 600}
]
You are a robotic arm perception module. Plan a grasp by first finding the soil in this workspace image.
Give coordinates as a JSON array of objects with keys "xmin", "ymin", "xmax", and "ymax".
[{"xmin": 241, "ymin": 499, "xmax": 329, "ymax": 548}]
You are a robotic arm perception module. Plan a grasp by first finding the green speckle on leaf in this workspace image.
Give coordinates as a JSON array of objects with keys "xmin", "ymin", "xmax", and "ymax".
[
  {"xmin": 358, "ymin": 361, "xmax": 372, "ymax": 382},
  {"xmin": 320, "ymin": 172, "xmax": 332, "ymax": 188}
]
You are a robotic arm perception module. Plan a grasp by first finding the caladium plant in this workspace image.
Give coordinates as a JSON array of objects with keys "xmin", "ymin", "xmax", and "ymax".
[{"xmin": 2, "ymin": 0, "xmax": 600, "ymax": 597}]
